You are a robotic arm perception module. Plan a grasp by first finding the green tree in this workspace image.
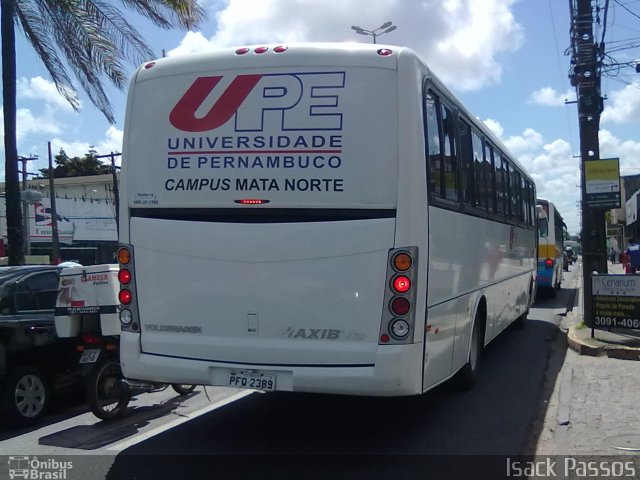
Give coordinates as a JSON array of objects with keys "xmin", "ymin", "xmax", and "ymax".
[
  {"xmin": 2, "ymin": 0, "xmax": 205, "ymax": 265},
  {"xmin": 38, "ymin": 149, "xmax": 112, "ymax": 178}
]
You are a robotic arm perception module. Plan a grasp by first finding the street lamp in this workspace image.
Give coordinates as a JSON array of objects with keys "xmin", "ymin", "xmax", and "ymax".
[{"xmin": 351, "ymin": 21, "xmax": 397, "ymax": 44}]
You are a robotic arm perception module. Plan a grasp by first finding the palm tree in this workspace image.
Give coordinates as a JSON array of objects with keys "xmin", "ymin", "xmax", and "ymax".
[{"xmin": 2, "ymin": 0, "xmax": 205, "ymax": 265}]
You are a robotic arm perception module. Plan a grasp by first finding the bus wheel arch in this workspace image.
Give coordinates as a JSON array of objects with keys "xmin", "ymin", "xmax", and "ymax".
[{"xmin": 454, "ymin": 296, "xmax": 486, "ymax": 390}]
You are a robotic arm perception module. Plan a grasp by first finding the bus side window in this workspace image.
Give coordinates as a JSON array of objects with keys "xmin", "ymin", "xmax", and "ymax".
[
  {"xmin": 539, "ymin": 217, "xmax": 549, "ymax": 237},
  {"xmin": 483, "ymin": 142, "xmax": 496, "ymax": 213},
  {"xmin": 511, "ymin": 168, "xmax": 522, "ymax": 222},
  {"xmin": 440, "ymin": 103, "xmax": 458, "ymax": 202},
  {"xmin": 472, "ymin": 131, "xmax": 486, "ymax": 210},
  {"xmin": 503, "ymin": 159, "xmax": 512, "ymax": 218},
  {"xmin": 458, "ymin": 120, "xmax": 474, "ymax": 206},
  {"xmin": 529, "ymin": 182, "xmax": 537, "ymax": 227},
  {"xmin": 494, "ymin": 151, "xmax": 506, "ymax": 215},
  {"xmin": 424, "ymin": 91, "xmax": 443, "ymax": 198},
  {"xmin": 520, "ymin": 176, "xmax": 531, "ymax": 225}
]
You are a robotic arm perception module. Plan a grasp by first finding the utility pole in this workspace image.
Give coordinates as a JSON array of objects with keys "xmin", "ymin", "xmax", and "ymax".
[
  {"xmin": 18, "ymin": 155, "xmax": 38, "ymax": 256},
  {"xmin": 569, "ymin": 0, "xmax": 607, "ymax": 327},
  {"xmin": 48, "ymin": 142, "xmax": 61, "ymax": 264}
]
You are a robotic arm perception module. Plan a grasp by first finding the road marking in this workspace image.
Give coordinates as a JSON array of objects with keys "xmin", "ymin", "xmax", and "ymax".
[{"xmin": 106, "ymin": 389, "xmax": 253, "ymax": 451}]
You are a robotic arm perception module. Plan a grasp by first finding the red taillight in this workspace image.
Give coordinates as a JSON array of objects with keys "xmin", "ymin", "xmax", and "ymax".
[
  {"xmin": 392, "ymin": 275, "xmax": 411, "ymax": 294},
  {"xmin": 390, "ymin": 297, "xmax": 411, "ymax": 316},
  {"xmin": 82, "ymin": 333, "xmax": 102, "ymax": 345},
  {"xmin": 545, "ymin": 258, "xmax": 554, "ymax": 269},
  {"xmin": 118, "ymin": 268, "xmax": 131, "ymax": 285},
  {"xmin": 119, "ymin": 289, "xmax": 132, "ymax": 305},
  {"xmin": 234, "ymin": 199, "xmax": 270, "ymax": 205}
]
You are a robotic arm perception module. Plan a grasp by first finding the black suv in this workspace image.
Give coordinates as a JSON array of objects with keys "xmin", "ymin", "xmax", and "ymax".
[{"xmin": 0, "ymin": 265, "xmax": 82, "ymax": 427}]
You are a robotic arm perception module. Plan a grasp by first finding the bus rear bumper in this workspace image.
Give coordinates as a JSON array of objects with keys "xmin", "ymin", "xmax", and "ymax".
[{"xmin": 120, "ymin": 332, "xmax": 424, "ymax": 397}]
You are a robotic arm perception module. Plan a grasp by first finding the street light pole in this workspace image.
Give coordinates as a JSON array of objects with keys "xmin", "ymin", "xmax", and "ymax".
[{"xmin": 351, "ymin": 21, "xmax": 397, "ymax": 44}]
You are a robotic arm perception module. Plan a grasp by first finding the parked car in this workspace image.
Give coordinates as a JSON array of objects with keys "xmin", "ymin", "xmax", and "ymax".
[{"xmin": 0, "ymin": 265, "xmax": 82, "ymax": 427}]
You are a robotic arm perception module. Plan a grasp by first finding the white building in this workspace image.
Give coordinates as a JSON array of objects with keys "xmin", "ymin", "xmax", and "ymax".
[{"xmin": 0, "ymin": 174, "xmax": 119, "ymax": 265}]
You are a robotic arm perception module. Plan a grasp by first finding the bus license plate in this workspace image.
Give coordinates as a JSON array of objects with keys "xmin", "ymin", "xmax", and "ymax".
[
  {"xmin": 228, "ymin": 371, "xmax": 276, "ymax": 392},
  {"xmin": 79, "ymin": 349, "xmax": 101, "ymax": 364}
]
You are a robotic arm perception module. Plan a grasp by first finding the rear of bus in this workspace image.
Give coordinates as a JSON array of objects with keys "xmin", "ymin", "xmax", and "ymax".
[
  {"xmin": 536, "ymin": 199, "xmax": 562, "ymax": 294},
  {"xmin": 118, "ymin": 44, "xmax": 428, "ymax": 396}
]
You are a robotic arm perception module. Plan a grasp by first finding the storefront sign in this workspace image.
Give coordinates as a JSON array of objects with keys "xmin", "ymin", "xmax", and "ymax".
[
  {"xmin": 590, "ymin": 274, "xmax": 640, "ymax": 330},
  {"xmin": 585, "ymin": 158, "xmax": 621, "ymax": 209}
]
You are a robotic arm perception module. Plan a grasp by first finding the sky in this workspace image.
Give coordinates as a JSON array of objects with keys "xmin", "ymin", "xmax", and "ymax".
[{"xmin": 6, "ymin": 0, "xmax": 640, "ymax": 235}]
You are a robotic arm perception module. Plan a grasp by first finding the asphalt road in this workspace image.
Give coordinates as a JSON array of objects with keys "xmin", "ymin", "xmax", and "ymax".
[{"xmin": 1, "ymin": 266, "xmax": 579, "ymax": 480}]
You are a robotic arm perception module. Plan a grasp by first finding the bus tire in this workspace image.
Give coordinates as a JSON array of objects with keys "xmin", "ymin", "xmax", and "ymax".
[{"xmin": 454, "ymin": 315, "xmax": 484, "ymax": 390}]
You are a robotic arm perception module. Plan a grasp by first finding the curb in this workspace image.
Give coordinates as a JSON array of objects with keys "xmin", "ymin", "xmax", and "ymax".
[{"xmin": 567, "ymin": 326, "xmax": 640, "ymax": 361}]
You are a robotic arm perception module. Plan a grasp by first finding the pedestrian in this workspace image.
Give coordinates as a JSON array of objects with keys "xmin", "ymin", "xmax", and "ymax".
[
  {"xmin": 625, "ymin": 239, "xmax": 640, "ymax": 274},
  {"xmin": 610, "ymin": 247, "xmax": 617, "ymax": 263}
]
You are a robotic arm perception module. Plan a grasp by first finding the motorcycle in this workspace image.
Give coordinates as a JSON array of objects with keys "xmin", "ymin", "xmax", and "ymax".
[{"xmin": 79, "ymin": 333, "xmax": 196, "ymax": 420}]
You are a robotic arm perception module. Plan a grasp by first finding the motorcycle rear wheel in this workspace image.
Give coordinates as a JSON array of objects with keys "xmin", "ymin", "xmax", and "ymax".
[
  {"xmin": 86, "ymin": 359, "xmax": 131, "ymax": 420},
  {"xmin": 171, "ymin": 384, "xmax": 196, "ymax": 395}
]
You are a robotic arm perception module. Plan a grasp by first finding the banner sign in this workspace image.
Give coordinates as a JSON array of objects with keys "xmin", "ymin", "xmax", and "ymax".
[
  {"xmin": 590, "ymin": 274, "xmax": 640, "ymax": 330},
  {"xmin": 584, "ymin": 158, "xmax": 621, "ymax": 209},
  {"xmin": 29, "ymin": 198, "xmax": 117, "ymax": 243}
]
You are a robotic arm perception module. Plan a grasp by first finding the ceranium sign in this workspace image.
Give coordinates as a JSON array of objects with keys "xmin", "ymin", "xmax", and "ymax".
[{"xmin": 590, "ymin": 274, "xmax": 640, "ymax": 330}]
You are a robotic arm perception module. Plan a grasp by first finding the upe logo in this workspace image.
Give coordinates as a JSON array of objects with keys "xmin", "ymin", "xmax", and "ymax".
[
  {"xmin": 8, "ymin": 456, "xmax": 73, "ymax": 479},
  {"xmin": 169, "ymin": 72, "xmax": 345, "ymax": 133}
]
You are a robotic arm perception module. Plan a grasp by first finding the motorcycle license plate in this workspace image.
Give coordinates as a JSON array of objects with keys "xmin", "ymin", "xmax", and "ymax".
[
  {"xmin": 79, "ymin": 349, "xmax": 101, "ymax": 364},
  {"xmin": 228, "ymin": 371, "xmax": 276, "ymax": 391}
]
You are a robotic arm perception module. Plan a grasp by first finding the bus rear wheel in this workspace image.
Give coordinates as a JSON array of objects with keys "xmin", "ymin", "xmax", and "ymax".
[{"xmin": 454, "ymin": 316, "xmax": 484, "ymax": 390}]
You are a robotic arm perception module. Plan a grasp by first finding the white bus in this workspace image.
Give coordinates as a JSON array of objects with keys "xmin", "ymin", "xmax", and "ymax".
[
  {"xmin": 536, "ymin": 198, "xmax": 565, "ymax": 297},
  {"xmin": 117, "ymin": 43, "xmax": 537, "ymax": 396}
]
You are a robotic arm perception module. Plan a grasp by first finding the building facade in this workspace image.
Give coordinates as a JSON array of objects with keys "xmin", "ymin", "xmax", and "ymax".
[{"xmin": 0, "ymin": 174, "xmax": 119, "ymax": 265}]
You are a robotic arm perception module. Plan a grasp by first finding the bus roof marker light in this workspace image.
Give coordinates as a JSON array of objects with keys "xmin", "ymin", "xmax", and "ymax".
[
  {"xmin": 144, "ymin": 62, "xmax": 156, "ymax": 69},
  {"xmin": 273, "ymin": 46, "xmax": 288, "ymax": 53},
  {"xmin": 254, "ymin": 46, "xmax": 269, "ymax": 54},
  {"xmin": 235, "ymin": 47, "xmax": 250, "ymax": 55},
  {"xmin": 377, "ymin": 49, "xmax": 393, "ymax": 57}
]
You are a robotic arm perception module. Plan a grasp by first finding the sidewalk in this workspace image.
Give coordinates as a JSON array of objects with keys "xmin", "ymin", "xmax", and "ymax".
[
  {"xmin": 567, "ymin": 260, "xmax": 640, "ymax": 360},
  {"xmin": 533, "ymin": 259, "xmax": 640, "ymax": 456}
]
